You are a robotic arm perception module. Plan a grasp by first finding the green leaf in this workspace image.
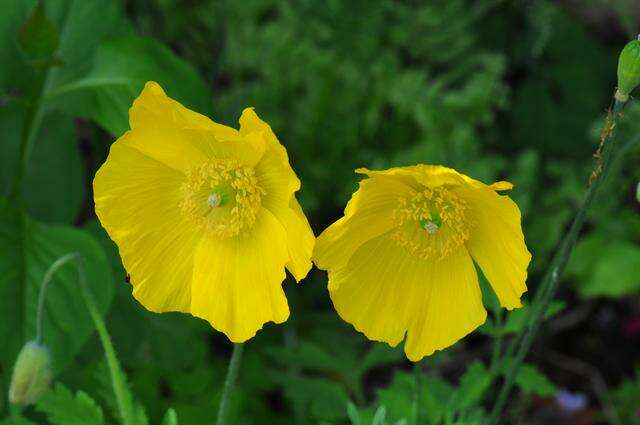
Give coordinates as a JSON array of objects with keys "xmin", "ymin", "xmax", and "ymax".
[
  {"xmin": 571, "ymin": 236, "xmax": 640, "ymax": 298},
  {"xmin": 161, "ymin": 408, "xmax": 179, "ymax": 425},
  {"xmin": 346, "ymin": 402, "xmax": 362, "ymax": 425},
  {"xmin": 359, "ymin": 344, "xmax": 404, "ymax": 376},
  {"xmin": 377, "ymin": 371, "xmax": 453, "ymax": 425},
  {"xmin": 0, "ymin": 106, "xmax": 83, "ymax": 223},
  {"xmin": 514, "ymin": 364, "xmax": 558, "ymax": 397},
  {"xmin": 371, "ymin": 405, "xmax": 387, "ymax": 425},
  {"xmin": 18, "ymin": 1, "xmax": 59, "ymax": 63},
  {"xmin": 453, "ymin": 361, "xmax": 491, "ymax": 410},
  {"xmin": 0, "ymin": 1, "xmax": 34, "ymax": 93},
  {"xmin": 0, "ymin": 197, "xmax": 114, "ymax": 375},
  {"xmin": 0, "ymin": 418, "xmax": 37, "ymax": 425},
  {"xmin": 47, "ymin": 35, "xmax": 210, "ymax": 136},
  {"xmin": 36, "ymin": 383, "xmax": 104, "ymax": 425}
]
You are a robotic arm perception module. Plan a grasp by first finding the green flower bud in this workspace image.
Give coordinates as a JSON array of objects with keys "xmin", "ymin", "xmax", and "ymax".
[
  {"xmin": 8, "ymin": 341, "xmax": 52, "ymax": 406},
  {"xmin": 616, "ymin": 37, "xmax": 640, "ymax": 102}
]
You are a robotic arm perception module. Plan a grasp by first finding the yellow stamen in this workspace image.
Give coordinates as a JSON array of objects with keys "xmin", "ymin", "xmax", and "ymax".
[
  {"xmin": 180, "ymin": 159, "xmax": 264, "ymax": 239},
  {"xmin": 391, "ymin": 187, "xmax": 471, "ymax": 260}
]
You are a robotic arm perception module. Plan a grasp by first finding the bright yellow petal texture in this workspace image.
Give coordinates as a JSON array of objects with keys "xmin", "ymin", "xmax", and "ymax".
[
  {"xmin": 94, "ymin": 133, "xmax": 200, "ymax": 312},
  {"xmin": 239, "ymin": 108, "xmax": 315, "ymax": 281},
  {"xmin": 314, "ymin": 175, "xmax": 415, "ymax": 274},
  {"xmin": 190, "ymin": 209, "xmax": 290, "ymax": 342},
  {"xmin": 314, "ymin": 164, "xmax": 530, "ymax": 361},
  {"xmin": 458, "ymin": 185, "xmax": 531, "ymax": 309},
  {"xmin": 93, "ymin": 81, "xmax": 314, "ymax": 342}
]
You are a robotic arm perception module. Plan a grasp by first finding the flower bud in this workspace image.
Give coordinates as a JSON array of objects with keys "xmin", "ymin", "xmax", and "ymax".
[
  {"xmin": 8, "ymin": 341, "xmax": 52, "ymax": 406},
  {"xmin": 616, "ymin": 37, "xmax": 640, "ymax": 102}
]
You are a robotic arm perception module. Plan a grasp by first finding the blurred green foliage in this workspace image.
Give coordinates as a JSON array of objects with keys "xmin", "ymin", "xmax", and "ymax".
[{"xmin": 1, "ymin": 0, "xmax": 639, "ymax": 424}]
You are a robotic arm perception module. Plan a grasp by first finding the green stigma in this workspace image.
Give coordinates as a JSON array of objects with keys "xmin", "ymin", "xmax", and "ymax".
[
  {"xmin": 207, "ymin": 188, "xmax": 230, "ymax": 208},
  {"xmin": 419, "ymin": 209, "xmax": 442, "ymax": 235}
]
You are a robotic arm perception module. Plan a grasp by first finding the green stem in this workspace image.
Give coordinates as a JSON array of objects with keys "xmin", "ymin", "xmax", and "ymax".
[
  {"xmin": 216, "ymin": 343, "xmax": 244, "ymax": 425},
  {"xmin": 487, "ymin": 99, "xmax": 627, "ymax": 424},
  {"xmin": 413, "ymin": 361, "xmax": 424, "ymax": 425},
  {"xmin": 37, "ymin": 253, "xmax": 135, "ymax": 425},
  {"xmin": 489, "ymin": 309, "xmax": 504, "ymax": 376},
  {"xmin": 76, "ymin": 256, "xmax": 135, "ymax": 425},
  {"xmin": 35, "ymin": 253, "xmax": 78, "ymax": 343}
]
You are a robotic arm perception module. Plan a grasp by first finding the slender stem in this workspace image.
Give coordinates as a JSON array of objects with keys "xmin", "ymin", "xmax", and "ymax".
[
  {"xmin": 489, "ymin": 309, "xmax": 504, "ymax": 376},
  {"xmin": 75, "ymin": 256, "xmax": 135, "ymax": 425},
  {"xmin": 216, "ymin": 343, "xmax": 245, "ymax": 425},
  {"xmin": 35, "ymin": 253, "xmax": 78, "ymax": 343},
  {"xmin": 487, "ymin": 99, "xmax": 627, "ymax": 424},
  {"xmin": 36, "ymin": 253, "xmax": 135, "ymax": 425},
  {"xmin": 413, "ymin": 361, "xmax": 424, "ymax": 425}
]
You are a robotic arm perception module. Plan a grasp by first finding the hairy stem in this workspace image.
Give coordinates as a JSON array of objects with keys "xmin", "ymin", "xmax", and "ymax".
[
  {"xmin": 487, "ymin": 98, "xmax": 627, "ymax": 423},
  {"xmin": 216, "ymin": 343, "xmax": 245, "ymax": 425}
]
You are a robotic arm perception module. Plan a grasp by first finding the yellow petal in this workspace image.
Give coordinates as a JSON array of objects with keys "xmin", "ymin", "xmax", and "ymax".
[
  {"xmin": 239, "ymin": 107, "xmax": 300, "ymax": 194},
  {"xmin": 328, "ymin": 234, "xmax": 486, "ymax": 360},
  {"xmin": 404, "ymin": 247, "xmax": 487, "ymax": 361},
  {"xmin": 314, "ymin": 175, "xmax": 414, "ymax": 274},
  {"xmin": 282, "ymin": 197, "xmax": 315, "ymax": 281},
  {"xmin": 127, "ymin": 82, "xmax": 264, "ymax": 172},
  {"xmin": 460, "ymin": 185, "xmax": 531, "ymax": 310},
  {"xmin": 93, "ymin": 133, "xmax": 201, "ymax": 312},
  {"xmin": 243, "ymin": 108, "xmax": 314, "ymax": 281},
  {"xmin": 357, "ymin": 165, "xmax": 514, "ymax": 192},
  {"xmin": 190, "ymin": 209, "xmax": 290, "ymax": 342}
]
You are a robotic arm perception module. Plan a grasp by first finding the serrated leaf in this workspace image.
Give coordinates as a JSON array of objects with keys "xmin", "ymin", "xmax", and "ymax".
[
  {"xmin": 0, "ymin": 197, "xmax": 114, "ymax": 375},
  {"xmin": 514, "ymin": 364, "xmax": 558, "ymax": 397},
  {"xmin": 453, "ymin": 361, "xmax": 491, "ymax": 410},
  {"xmin": 377, "ymin": 371, "xmax": 453, "ymax": 425},
  {"xmin": 36, "ymin": 383, "xmax": 104, "ymax": 425}
]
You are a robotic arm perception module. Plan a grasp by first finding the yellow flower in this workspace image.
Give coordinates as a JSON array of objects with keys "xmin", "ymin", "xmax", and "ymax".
[
  {"xmin": 94, "ymin": 82, "xmax": 314, "ymax": 342},
  {"xmin": 313, "ymin": 165, "xmax": 531, "ymax": 361}
]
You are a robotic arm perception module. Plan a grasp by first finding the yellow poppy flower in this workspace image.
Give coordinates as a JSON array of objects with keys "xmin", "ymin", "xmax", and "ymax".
[
  {"xmin": 94, "ymin": 81, "xmax": 314, "ymax": 342},
  {"xmin": 313, "ymin": 165, "xmax": 531, "ymax": 361}
]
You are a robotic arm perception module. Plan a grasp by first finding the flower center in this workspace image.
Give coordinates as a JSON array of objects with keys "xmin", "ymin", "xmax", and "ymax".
[
  {"xmin": 180, "ymin": 159, "xmax": 264, "ymax": 239},
  {"xmin": 391, "ymin": 186, "xmax": 471, "ymax": 260}
]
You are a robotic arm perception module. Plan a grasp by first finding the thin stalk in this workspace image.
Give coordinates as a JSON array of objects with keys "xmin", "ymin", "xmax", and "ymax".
[
  {"xmin": 487, "ymin": 98, "xmax": 627, "ymax": 424},
  {"xmin": 216, "ymin": 343, "xmax": 245, "ymax": 425},
  {"xmin": 489, "ymin": 309, "xmax": 504, "ymax": 376},
  {"xmin": 413, "ymin": 361, "xmax": 424, "ymax": 425},
  {"xmin": 35, "ymin": 253, "xmax": 78, "ymax": 343},
  {"xmin": 75, "ymin": 256, "xmax": 136, "ymax": 425},
  {"xmin": 36, "ymin": 253, "xmax": 135, "ymax": 425}
]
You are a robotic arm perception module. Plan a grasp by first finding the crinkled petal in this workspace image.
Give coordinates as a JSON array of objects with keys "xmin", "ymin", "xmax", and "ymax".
[
  {"xmin": 459, "ymin": 185, "xmax": 531, "ymax": 310},
  {"xmin": 93, "ymin": 133, "xmax": 201, "ymax": 312},
  {"xmin": 127, "ymin": 82, "xmax": 264, "ymax": 171},
  {"xmin": 242, "ymin": 108, "xmax": 314, "ymax": 281},
  {"xmin": 357, "ymin": 166, "xmax": 513, "ymax": 192},
  {"xmin": 190, "ymin": 208, "xmax": 290, "ymax": 342},
  {"xmin": 328, "ymin": 234, "xmax": 486, "ymax": 361},
  {"xmin": 314, "ymin": 175, "xmax": 414, "ymax": 273}
]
